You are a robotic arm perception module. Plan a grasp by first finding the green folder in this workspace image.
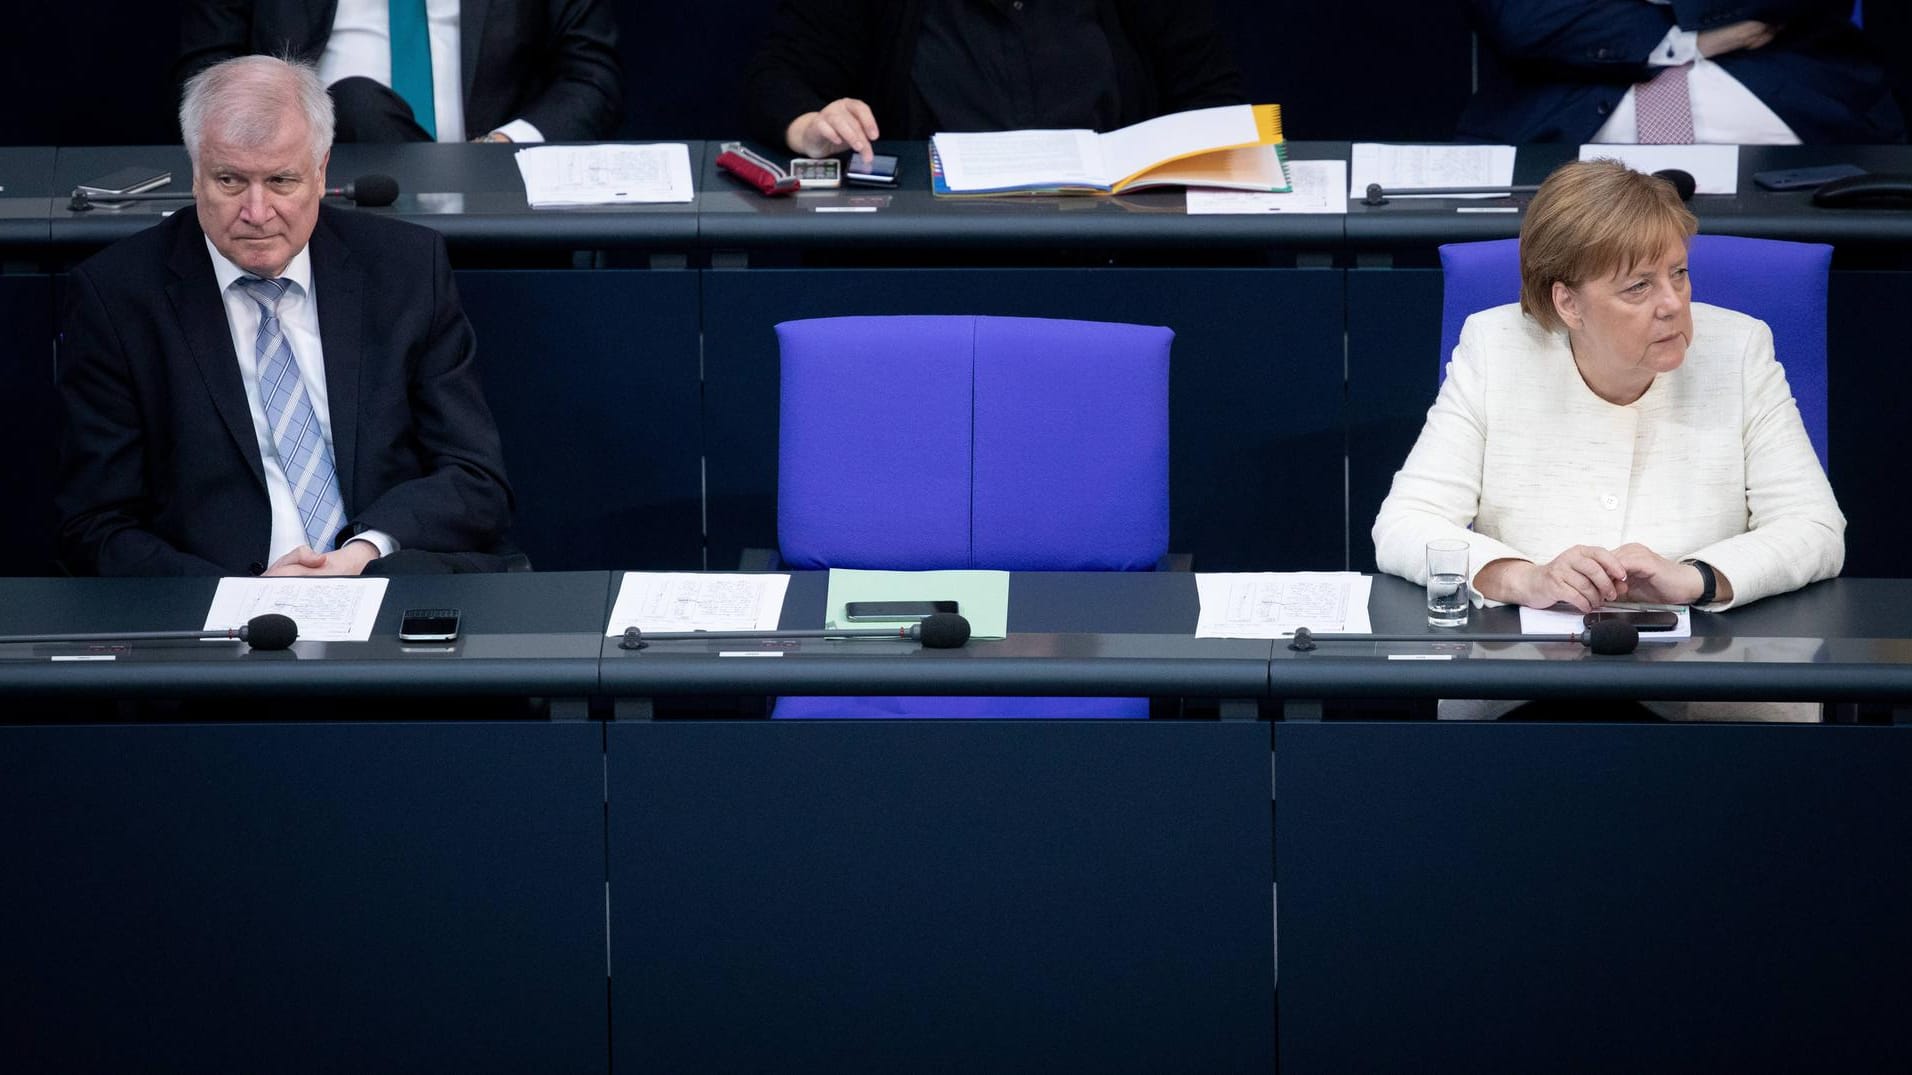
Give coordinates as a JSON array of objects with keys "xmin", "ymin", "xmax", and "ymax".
[{"xmin": 823, "ymin": 568, "xmax": 1011, "ymax": 640}]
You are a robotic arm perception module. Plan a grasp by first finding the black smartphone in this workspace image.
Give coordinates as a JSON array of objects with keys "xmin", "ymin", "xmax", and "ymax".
[
  {"xmin": 1752, "ymin": 164, "xmax": 1865, "ymax": 192},
  {"xmin": 846, "ymin": 154, "xmax": 901, "ymax": 187},
  {"xmin": 398, "ymin": 607, "xmax": 462, "ymax": 642},
  {"xmin": 844, "ymin": 600, "xmax": 958, "ymax": 622},
  {"xmin": 1584, "ymin": 610, "xmax": 1679, "ymax": 632},
  {"xmin": 76, "ymin": 165, "xmax": 173, "ymax": 206}
]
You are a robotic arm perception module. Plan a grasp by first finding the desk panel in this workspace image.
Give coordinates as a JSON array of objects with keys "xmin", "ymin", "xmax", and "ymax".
[
  {"xmin": 0, "ymin": 273, "xmax": 55, "ymax": 573},
  {"xmin": 0, "ymin": 722, "xmax": 609, "ymax": 1074},
  {"xmin": 609, "ymin": 720, "xmax": 1272, "ymax": 1074},
  {"xmin": 701, "ymin": 267, "xmax": 1346, "ymax": 572},
  {"xmin": 1277, "ymin": 722, "xmax": 1912, "ymax": 1074},
  {"xmin": 457, "ymin": 270, "xmax": 702, "ymax": 571}
]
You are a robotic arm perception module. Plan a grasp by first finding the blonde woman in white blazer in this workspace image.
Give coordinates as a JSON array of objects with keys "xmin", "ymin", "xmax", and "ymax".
[
  {"xmin": 1373, "ymin": 162, "xmax": 1844, "ymax": 718},
  {"xmin": 1376, "ymin": 158, "xmax": 1843, "ymax": 614}
]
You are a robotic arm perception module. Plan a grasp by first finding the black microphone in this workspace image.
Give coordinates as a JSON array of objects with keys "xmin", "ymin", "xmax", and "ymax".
[
  {"xmin": 619, "ymin": 611, "xmax": 973, "ymax": 651},
  {"xmin": 326, "ymin": 173, "xmax": 400, "ymax": 207},
  {"xmin": 1362, "ymin": 168, "xmax": 1697, "ymax": 207},
  {"xmin": 1288, "ymin": 620, "xmax": 1639, "ymax": 656},
  {"xmin": 0, "ymin": 612, "xmax": 300, "ymax": 652}
]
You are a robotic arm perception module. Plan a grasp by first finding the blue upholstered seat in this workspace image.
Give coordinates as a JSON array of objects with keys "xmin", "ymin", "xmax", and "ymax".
[{"xmin": 771, "ymin": 314, "xmax": 1172, "ymax": 719}]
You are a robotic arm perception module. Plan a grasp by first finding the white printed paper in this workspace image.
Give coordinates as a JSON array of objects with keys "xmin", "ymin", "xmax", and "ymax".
[
  {"xmin": 607, "ymin": 572, "xmax": 790, "ymax": 637},
  {"xmin": 1195, "ymin": 572, "xmax": 1374, "ymax": 639},
  {"xmin": 1578, "ymin": 144, "xmax": 1739, "ymax": 195},
  {"xmin": 204, "ymin": 577, "xmax": 389, "ymax": 642},
  {"xmin": 514, "ymin": 143, "xmax": 695, "ymax": 206},
  {"xmin": 1350, "ymin": 143, "xmax": 1517, "ymax": 198},
  {"xmin": 1185, "ymin": 160, "xmax": 1347, "ymax": 215},
  {"xmin": 1520, "ymin": 604, "xmax": 1691, "ymax": 641}
]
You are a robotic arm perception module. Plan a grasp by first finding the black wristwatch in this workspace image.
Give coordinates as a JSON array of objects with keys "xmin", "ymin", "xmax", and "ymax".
[{"xmin": 1682, "ymin": 559, "xmax": 1717, "ymax": 606}]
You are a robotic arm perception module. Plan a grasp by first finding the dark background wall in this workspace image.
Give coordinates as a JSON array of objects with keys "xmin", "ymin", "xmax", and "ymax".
[{"xmin": 0, "ymin": 1, "xmax": 1480, "ymax": 147}]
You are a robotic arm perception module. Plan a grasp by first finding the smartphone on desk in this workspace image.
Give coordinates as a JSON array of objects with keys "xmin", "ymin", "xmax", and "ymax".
[
  {"xmin": 846, "ymin": 153, "xmax": 901, "ymax": 187},
  {"xmin": 844, "ymin": 600, "xmax": 958, "ymax": 622},
  {"xmin": 398, "ymin": 608, "xmax": 462, "ymax": 642},
  {"xmin": 1752, "ymin": 164, "xmax": 1865, "ymax": 192},
  {"xmin": 76, "ymin": 165, "xmax": 173, "ymax": 205},
  {"xmin": 1584, "ymin": 609, "xmax": 1679, "ymax": 632}
]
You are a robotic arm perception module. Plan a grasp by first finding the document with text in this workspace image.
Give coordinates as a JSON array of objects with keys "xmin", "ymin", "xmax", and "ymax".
[
  {"xmin": 1185, "ymin": 159, "xmax": 1347, "ymax": 214},
  {"xmin": 1349, "ymin": 143, "xmax": 1516, "ymax": 198},
  {"xmin": 606, "ymin": 572, "xmax": 790, "ymax": 636},
  {"xmin": 204, "ymin": 577, "xmax": 389, "ymax": 642},
  {"xmin": 1195, "ymin": 572, "xmax": 1374, "ymax": 639},
  {"xmin": 515, "ymin": 143, "xmax": 696, "ymax": 206}
]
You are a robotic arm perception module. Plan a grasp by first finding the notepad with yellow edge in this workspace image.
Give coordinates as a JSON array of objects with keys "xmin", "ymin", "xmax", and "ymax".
[{"xmin": 930, "ymin": 103, "xmax": 1288, "ymax": 197}]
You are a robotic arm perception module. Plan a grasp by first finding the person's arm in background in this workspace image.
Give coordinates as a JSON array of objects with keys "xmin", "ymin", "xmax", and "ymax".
[
  {"xmin": 496, "ymin": 0, "xmax": 623, "ymax": 142},
  {"xmin": 1676, "ymin": 319, "xmax": 1845, "ymax": 609},
  {"xmin": 742, "ymin": 0, "xmax": 884, "ymax": 159},
  {"xmin": 1464, "ymin": 0, "xmax": 1677, "ymax": 77},
  {"xmin": 55, "ymin": 266, "xmax": 228, "ymax": 577},
  {"xmin": 175, "ymin": 0, "xmax": 255, "ymax": 91},
  {"xmin": 1115, "ymin": 0, "xmax": 1245, "ymax": 113}
]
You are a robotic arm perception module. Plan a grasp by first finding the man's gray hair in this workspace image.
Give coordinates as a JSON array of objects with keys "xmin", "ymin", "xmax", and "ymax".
[{"xmin": 180, "ymin": 55, "xmax": 335, "ymax": 169}]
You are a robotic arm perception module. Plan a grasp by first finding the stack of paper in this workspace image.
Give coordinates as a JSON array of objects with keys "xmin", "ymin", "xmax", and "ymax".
[
  {"xmin": 514, "ymin": 144, "xmax": 695, "ymax": 207},
  {"xmin": 931, "ymin": 103, "xmax": 1290, "ymax": 196}
]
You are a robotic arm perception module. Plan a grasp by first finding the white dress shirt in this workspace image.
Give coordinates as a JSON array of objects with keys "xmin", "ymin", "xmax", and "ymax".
[
  {"xmin": 315, "ymin": 0, "xmax": 545, "ymax": 143},
  {"xmin": 1591, "ymin": 3, "xmax": 1800, "ymax": 144},
  {"xmin": 205, "ymin": 238, "xmax": 395, "ymax": 564}
]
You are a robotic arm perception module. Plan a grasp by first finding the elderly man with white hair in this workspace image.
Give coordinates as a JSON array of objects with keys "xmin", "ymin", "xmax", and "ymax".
[{"xmin": 57, "ymin": 55, "xmax": 514, "ymax": 577}]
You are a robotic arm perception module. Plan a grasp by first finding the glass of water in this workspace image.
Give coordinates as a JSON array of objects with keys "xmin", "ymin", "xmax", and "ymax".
[{"xmin": 1425, "ymin": 539, "xmax": 1469, "ymax": 628}]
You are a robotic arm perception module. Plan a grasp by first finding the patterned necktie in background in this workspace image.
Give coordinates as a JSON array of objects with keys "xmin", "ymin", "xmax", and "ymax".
[
  {"xmin": 237, "ymin": 277, "xmax": 346, "ymax": 553},
  {"xmin": 1634, "ymin": 62, "xmax": 1696, "ymax": 144},
  {"xmin": 389, "ymin": 0, "xmax": 437, "ymax": 139}
]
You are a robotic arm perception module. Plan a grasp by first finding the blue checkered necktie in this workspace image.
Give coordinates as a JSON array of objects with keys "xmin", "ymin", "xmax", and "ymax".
[{"xmin": 236, "ymin": 277, "xmax": 346, "ymax": 553}]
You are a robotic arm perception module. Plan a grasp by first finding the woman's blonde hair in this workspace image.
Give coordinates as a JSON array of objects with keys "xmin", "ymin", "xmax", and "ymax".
[{"xmin": 1519, "ymin": 159, "xmax": 1698, "ymax": 332}]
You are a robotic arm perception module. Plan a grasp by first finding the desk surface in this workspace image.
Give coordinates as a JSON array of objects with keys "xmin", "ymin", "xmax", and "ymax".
[
  {"xmin": 13, "ymin": 141, "xmax": 1912, "ymax": 257},
  {"xmin": 3, "ymin": 570, "xmax": 1907, "ymax": 705}
]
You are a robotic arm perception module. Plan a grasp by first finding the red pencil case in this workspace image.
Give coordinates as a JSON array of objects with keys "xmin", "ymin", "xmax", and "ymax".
[{"xmin": 717, "ymin": 143, "xmax": 800, "ymax": 196}]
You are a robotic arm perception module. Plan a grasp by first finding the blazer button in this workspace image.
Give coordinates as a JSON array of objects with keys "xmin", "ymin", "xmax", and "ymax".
[
  {"xmin": 1601, "ymin": 494, "xmax": 1619, "ymax": 510},
  {"xmin": 1597, "ymin": 103, "xmax": 1612, "ymax": 116},
  {"xmin": 248, "ymin": 561, "xmax": 266, "ymax": 576}
]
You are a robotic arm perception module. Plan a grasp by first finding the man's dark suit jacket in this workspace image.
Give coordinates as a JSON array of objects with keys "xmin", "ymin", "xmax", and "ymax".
[
  {"xmin": 175, "ymin": 0, "xmax": 622, "ymax": 141},
  {"xmin": 742, "ymin": 0, "xmax": 1243, "ymax": 147},
  {"xmin": 1459, "ymin": 0, "xmax": 1905, "ymax": 144},
  {"xmin": 57, "ymin": 205, "xmax": 514, "ymax": 577}
]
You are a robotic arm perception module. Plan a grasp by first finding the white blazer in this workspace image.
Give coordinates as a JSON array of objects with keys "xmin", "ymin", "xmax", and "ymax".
[{"xmin": 1372, "ymin": 302, "xmax": 1844, "ymax": 610}]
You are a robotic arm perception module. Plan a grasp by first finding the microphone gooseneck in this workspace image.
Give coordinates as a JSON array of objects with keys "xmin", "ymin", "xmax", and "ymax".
[{"xmin": 1288, "ymin": 621, "xmax": 1641, "ymax": 655}]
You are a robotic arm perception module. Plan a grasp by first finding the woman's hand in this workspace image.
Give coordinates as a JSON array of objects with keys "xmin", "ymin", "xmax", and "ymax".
[
  {"xmin": 1477, "ymin": 546, "xmax": 1628, "ymax": 612},
  {"xmin": 1610, "ymin": 543, "xmax": 1708, "ymax": 605}
]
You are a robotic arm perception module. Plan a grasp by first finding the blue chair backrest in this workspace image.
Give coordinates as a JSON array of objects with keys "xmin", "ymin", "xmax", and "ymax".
[
  {"xmin": 1437, "ymin": 235, "xmax": 1832, "ymax": 470},
  {"xmin": 777, "ymin": 315, "xmax": 1172, "ymax": 570}
]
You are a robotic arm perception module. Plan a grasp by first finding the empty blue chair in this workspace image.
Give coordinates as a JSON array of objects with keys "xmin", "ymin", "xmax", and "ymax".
[
  {"xmin": 773, "ymin": 314, "xmax": 1172, "ymax": 719},
  {"xmin": 1438, "ymin": 235, "xmax": 1831, "ymax": 469}
]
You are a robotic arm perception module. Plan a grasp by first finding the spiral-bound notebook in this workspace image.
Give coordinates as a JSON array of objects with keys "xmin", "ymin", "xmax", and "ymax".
[{"xmin": 930, "ymin": 103, "xmax": 1290, "ymax": 197}]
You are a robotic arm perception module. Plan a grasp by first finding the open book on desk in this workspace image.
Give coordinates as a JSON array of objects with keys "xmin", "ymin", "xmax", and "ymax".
[{"xmin": 930, "ymin": 103, "xmax": 1289, "ymax": 196}]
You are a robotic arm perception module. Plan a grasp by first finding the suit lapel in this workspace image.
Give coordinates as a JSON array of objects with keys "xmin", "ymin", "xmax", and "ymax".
[
  {"xmin": 460, "ymin": 0, "xmax": 491, "ymax": 104},
  {"xmin": 310, "ymin": 212, "xmax": 364, "ymax": 512},
  {"xmin": 165, "ymin": 211, "xmax": 265, "ymax": 487}
]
